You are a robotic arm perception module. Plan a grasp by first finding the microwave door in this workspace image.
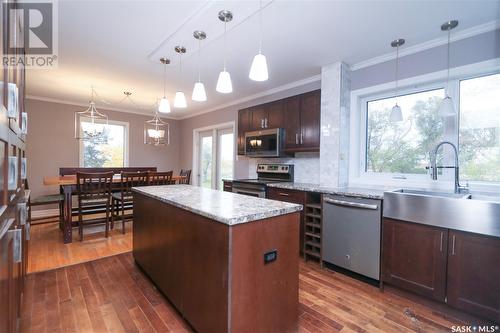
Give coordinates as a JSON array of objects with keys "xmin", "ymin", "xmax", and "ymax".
[{"xmin": 246, "ymin": 134, "xmax": 278, "ymax": 156}]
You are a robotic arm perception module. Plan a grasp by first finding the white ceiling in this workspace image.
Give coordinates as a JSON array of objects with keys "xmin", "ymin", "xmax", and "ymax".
[{"xmin": 26, "ymin": 0, "xmax": 500, "ymax": 119}]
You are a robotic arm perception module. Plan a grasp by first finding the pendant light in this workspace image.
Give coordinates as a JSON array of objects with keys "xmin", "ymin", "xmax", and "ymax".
[
  {"xmin": 192, "ymin": 30, "xmax": 207, "ymax": 102},
  {"xmin": 74, "ymin": 86, "xmax": 108, "ymax": 140},
  {"xmin": 174, "ymin": 46, "xmax": 187, "ymax": 108},
  {"xmin": 439, "ymin": 20, "xmax": 458, "ymax": 117},
  {"xmin": 158, "ymin": 58, "xmax": 171, "ymax": 113},
  {"xmin": 216, "ymin": 10, "xmax": 233, "ymax": 94},
  {"xmin": 249, "ymin": 0, "xmax": 268, "ymax": 81},
  {"xmin": 389, "ymin": 39, "xmax": 405, "ymax": 123},
  {"xmin": 144, "ymin": 108, "xmax": 170, "ymax": 146}
]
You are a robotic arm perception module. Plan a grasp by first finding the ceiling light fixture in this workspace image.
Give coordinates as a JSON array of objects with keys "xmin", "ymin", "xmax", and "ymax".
[
  {"xmin": 439, "ymin": 20, "xmax": 458, "ymax": 117},
  {"xmin": 249, "ymin": 0, "xmax": 268, "ymax": 82},
  {"xmin": 74, "ymin": 86, "xmax": 108, "ymax": 140},
  {"xmin": 216, "ymin": 10, "xmax": 233, "ymax": 94},
  {"xmin": 158, "ymin": 57, "xmax": 171, "ymax": 113},
  {"xmin": 192, "ymin": 30, "xmax": 207, "ymax": 102},
  {"xmin": 389, "ymin": 38, "xmax": 405, "ymax": 123},
  {"xmin": 174, "ymin": 46, "xmax": 187, "ymax": 108},
  {"xmin": 144, "ymin": 108, "xmax": 170, "ymax": 146}
]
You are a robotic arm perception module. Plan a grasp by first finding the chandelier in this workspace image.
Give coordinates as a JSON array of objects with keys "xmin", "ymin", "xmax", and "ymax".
[
  {"xmin": 74, "ymin": 87, "xmax": 108, "ymax": 141},
  {"xmin": 144, "ymin": 108, "xmax": 169, "ymax": 146}
]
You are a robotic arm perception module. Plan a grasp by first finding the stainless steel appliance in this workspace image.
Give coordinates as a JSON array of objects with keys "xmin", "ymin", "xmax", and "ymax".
[
  {"xmin": 322, "ymin": 195, "xmax": 382, "ymax": 280},
  {"xmin": 244, "ymin": 128, "xmax": 284, "ymax": 157},
  {"xmin": 232, "ymin": 163, "xmax": 293, "ymax": 198}
]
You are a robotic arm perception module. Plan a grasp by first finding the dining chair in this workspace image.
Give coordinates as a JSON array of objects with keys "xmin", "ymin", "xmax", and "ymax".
[
  {"xmin": 178, "ymin": 169, "xmax": 192, "ymax": 185},
  {"xmin": 111, "ymin": 171, "xmax": 149, "ymax": 234},
  {"xmin": 148, "ymin": 171, "xmax": 174, "ymax": 186},
  {"xmin": 25, "ymin": 179, "xmax": 64, "ymax": 226},
  {"xmin": 76, "ymin": 172, "xmax": 114, "ymax": 241}
]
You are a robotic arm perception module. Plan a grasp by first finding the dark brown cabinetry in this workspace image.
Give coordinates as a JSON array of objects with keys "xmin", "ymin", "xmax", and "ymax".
[
  {"xmin": 237, "ymin": 90, "xmax": 321, "ymax": 155},
  {"xmin": 383, "ymin": 219, "xmax": 500, "ymax": 323},
  {"xmin": 382, "ymin": 219, "xmax": 448, "ymax": 302},
  {"xmin": 447, "ymin": 231, "xmax": 500, "ymax": 322},
  {"xmin": 222, "ymin": 180, "xmax": 233, "ymax": 192},
  {"xmin": 267, "ymin": 187, "xmax": 306, "ymax": 255},
  {"xmin": 0, "ymin": 1, "xmax": 29, "ymax": 332}
]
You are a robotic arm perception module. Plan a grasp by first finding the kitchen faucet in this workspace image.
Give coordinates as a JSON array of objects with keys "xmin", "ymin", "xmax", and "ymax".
[{"xmin": 430, "ymin": 141, "xmax": 469, "ymax": 194}]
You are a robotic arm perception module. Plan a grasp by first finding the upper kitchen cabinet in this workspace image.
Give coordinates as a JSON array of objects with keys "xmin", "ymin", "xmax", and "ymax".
[{"xmin": 237, "ymin": 90, "xmax": 321, "ymax": 155}]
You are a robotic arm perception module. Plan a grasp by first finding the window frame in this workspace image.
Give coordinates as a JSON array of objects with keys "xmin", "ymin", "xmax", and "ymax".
[
  {"xmin": 78, "ymin": 119, "xmax": 130, "ymax": 168},
  {"xmin": 349, "ymin": 59, "xmax": 500, "ymax": 192}
]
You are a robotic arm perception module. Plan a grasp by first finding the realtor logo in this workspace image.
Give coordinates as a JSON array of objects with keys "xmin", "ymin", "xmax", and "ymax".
[{"xmin": 2, "ymin": 1, "xmax": 58, "ymax": 68}]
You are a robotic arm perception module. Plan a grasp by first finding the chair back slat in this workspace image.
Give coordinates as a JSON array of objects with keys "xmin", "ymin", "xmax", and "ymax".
[
  {"xmin": 148, "ymin": 171, "xmax": 174, "ymax": 186},
  {"xmin": 76, "ymin": 172, "xmax": 114, "ymax": 203},
  {"xmin": 120, "ymin": 171, "xmax": 149, "ymax": 197},
  {"xmin": 178, "ymin": 169, "xmax": 191, "ymax": 185}
]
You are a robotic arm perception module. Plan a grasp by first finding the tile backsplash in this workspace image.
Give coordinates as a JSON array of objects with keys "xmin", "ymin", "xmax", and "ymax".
[{"xmin": 246, "ymin": 152, "xmax": 320, "ymax": 184}]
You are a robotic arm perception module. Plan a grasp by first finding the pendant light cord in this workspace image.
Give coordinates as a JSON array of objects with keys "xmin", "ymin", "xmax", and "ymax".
[
  {"xmin": 179, "ymin": 52, "xmax": 182, "ymax": 83},
  {"xmin": 446, "ymin": 29, "xmax": 451, "ymax": 96},
  {"xmin": 223, "ymin": 21, "xmax": 227, "ymax": 70},
  {"xmin": 198, "ymin": 39, "xmax": 202, "ymax": 82},
  {"xmin": 163, "ymin": 62, "xmax": 166, "ymax": 97},
  {"xmin": 259, "ymin": 0, "xmax": 263, "ymax": 53},
  {"xmin": 395, "ymin": 45, "xmax": 399, "ymax": 103}
]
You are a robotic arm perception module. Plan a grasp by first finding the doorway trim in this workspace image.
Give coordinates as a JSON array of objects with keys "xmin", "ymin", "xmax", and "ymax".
[{"xmin": 192, "ymin": 121, "xmax": 236, "ymax": 187}]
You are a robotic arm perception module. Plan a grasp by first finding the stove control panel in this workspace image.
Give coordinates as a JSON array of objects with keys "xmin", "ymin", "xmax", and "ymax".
[{"xmin": 257, "ymin": 164, "xmax": 292, "ymax": 174}]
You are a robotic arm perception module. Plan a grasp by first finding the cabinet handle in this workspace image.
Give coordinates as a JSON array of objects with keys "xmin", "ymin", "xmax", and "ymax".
[
  {"xmin": 300, "ymin": 132, "xmax": 304, "ymax": 144},
  {"xmin": 440, "ymin": 232, "xmax": 443, "ymax": 252},
  {"xmin": 18, "ymin": 202, "xmax": 27, "ymax": 226},
  {"xmin": 8, "ymin": 227, "xmax": 22, "ymax": 263},
  {"xmin": 452, "ymin": 235, "xmax": 456, "ymax": 255},
  {"xmin": 261, "ymin": 119, "xmax": 264, "ymax": 128},
  {"xmin": 295, "ymin": 133, "xmax": 299, "ymax": 145},
  {"xmin": 278, "ymin": 192, "xmax": 290, "ymax": 197}
]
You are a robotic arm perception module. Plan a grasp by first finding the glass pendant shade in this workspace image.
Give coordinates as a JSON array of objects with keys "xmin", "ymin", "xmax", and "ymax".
[
  {"xmin": 158, "ymin": 97, "xmax": 171, "ymax": 113},
  {"xmin": 439, "ymin": 96, "xmax": 455, "ymax": 117},
  {"xmin": 249, "ymin": 53, "xmax": 269, "ymax": 81},
  {"xmin": 192, "ymin": 81, "xmax": 207, "ymax": 102},
  {"xmin": 216, "ymin": 70, "xmax": 232, "ymax": 93},
  {"xmin": 174, "ymin": 91, "xmax": 187, "ymax": 108},
  {"xmin": 144, "ymin": 112, "xmax": 169, "ymax": 146},
  {"xmin": 389, "ymin": 104, "xmax": 403, "ymax": 122}
]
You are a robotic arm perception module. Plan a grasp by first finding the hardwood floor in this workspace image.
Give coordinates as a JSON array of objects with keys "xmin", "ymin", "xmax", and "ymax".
[
  {"xmin": 28, "ymin": 222, "xmax": 132, "ymax": 273},
  {"xmin": 20, "ymin": 251, "xmax": 477, "ymax": 333}
]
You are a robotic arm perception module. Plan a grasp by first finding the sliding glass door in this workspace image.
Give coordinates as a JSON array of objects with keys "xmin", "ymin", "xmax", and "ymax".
[{"xmin": 196, "ymin": 126, "xmax": 234, "ymax": 190}]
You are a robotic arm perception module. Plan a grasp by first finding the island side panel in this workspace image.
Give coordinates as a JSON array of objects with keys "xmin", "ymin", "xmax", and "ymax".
[
  {"xmin": 133, "ymin": 192, "xmax": 230, "ymax": 333},
  {"xmin": 229, "ymin": 212, "xmax": 300, "ymax": 333}
]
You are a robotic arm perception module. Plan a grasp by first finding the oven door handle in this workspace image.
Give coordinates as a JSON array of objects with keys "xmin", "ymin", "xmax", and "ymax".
[
  {"xmin": 233, "ymin": 189, "xmax": 264, "ymax": 197},
  {"xmin": 324, "ymin": 198, "xmax": 378, "ymax": 210}
]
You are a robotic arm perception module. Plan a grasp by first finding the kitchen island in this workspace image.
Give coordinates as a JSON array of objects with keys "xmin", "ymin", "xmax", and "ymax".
[{"xmin": 132, "ymin": 185, "xmax": 302, "ymax": 333}]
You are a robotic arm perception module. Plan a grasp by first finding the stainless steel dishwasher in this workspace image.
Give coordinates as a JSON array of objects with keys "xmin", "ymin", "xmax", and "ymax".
[{"xmin": 322, "ymin": 194, "xmax": 382, "ymax": 280}]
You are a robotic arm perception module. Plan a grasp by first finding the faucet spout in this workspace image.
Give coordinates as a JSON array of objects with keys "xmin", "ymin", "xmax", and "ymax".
[{"xmin": 430, "ymin": 141, "xmax": 468, "ymax": 194}]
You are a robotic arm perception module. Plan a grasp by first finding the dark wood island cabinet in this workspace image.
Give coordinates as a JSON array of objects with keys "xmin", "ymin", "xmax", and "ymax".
[{"xmin": 133, "ymin": 185, "xmax": 302, "ymax": 333}]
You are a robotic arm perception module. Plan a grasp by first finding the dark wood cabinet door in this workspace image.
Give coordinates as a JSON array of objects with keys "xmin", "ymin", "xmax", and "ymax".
[
  {"xmin": 283, "ymin": 96, "xmax": 301, "ymax": 150},
  {"xmin": 447, "ymin": 231, "xmax": 500, "ymax": 322},
  {"xmin": 237, "ymin": 108, "xmax": 251, "ymax": 155},
  {"xmin": 382, "ymin": 219, "xmax": 448, "ymax": 302},
  {"xmin": 250, "ymin": 106, "xmax": 267, "ymax": 131},
  {"xmin": 267, "ymin": 188, "xmax": 306, "ymax": 256},
  {"xmin": 299, "ymin": 90, "xmax": 320, "ymax": 150},
  {"xmin": 222, "ymin": 181, "xmax": 233, "ymax": 192},
  {"xmin": 265, "ymin": 100, "xmax": 284, "ymax": 129}
]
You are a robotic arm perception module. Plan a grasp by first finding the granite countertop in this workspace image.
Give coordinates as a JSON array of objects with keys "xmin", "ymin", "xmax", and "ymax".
[
  {"xmin": 132, "ymin": 185, "xmax": 303, "ymax": 226},
  {"xmin": 267, "ymin": 182, "xmax": 387, "ymax": 200}
]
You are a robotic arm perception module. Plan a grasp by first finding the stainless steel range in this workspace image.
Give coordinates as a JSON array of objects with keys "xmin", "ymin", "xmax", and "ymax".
[{"xmin": 231, "ymin": 164, "xmax": 294, "ymax": 198}]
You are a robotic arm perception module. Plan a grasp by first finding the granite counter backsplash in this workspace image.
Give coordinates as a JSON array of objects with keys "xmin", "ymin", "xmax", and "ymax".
[{"xmin": 267, "ymin": 182, "xmax": 388, "ymax": 200}]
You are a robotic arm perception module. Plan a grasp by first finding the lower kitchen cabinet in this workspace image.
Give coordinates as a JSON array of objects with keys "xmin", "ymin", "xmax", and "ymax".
[
  {"xmin": 382, "ymin": 219, "xmax": 448, "ymax": 302},
  {"xmin": 222, "ymin": 180, "xmax": 233, "ymax": 192},
  {"xmin": 447, "ymin": 231, "xmax": 500, "ymax": 322},
  {"xmin": 267, "ymin": 187, "xmax": 306, "ymax": 256}
]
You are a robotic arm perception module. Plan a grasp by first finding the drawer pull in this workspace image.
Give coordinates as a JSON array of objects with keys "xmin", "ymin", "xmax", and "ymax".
[
  {"xmin": 324, "ymin": 198, "xmax": 378, "ymax": 210},
  {"xmin": 278, "ymin": 192, "xmax": 290, "ymax": 197}
]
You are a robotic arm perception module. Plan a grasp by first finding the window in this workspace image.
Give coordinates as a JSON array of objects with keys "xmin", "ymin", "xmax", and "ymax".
[
  {"xmin": 459, "ymin": 73, "xmax": 500, "ymax": 182},
  {"xmin": 79, "ymin": 120, "xmax": 129, "ymax": 167},
  {"xmin": 354, "ymin": 64, "xmax": 500, "ymax": 188},
  {"xmin": 366, "ymin": 88, "xmax": 445, "ymax": 174}
]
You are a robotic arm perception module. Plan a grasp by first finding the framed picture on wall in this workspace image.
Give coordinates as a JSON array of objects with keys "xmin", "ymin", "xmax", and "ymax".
[
  {"xmin": 8, "ymin": 156, "xmax": 18, "ymax": 191},
  {"xmin": 21, "ymin": 112, "xmax": 27, "ymax": 134}
]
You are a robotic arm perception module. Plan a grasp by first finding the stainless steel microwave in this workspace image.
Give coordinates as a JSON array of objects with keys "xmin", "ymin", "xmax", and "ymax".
[{"xmin": 245, "ymin": 128, "xmax": 284, "ymax": 157}]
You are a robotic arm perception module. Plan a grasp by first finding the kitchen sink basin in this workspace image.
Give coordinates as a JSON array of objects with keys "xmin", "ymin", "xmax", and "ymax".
[
  {"xmin": 383, "ymin": 188, "xmax": 500, "ymax": 237},
  {"xmin": 392, "ymin": 188, "xmax": 470, "ymax": 199}
]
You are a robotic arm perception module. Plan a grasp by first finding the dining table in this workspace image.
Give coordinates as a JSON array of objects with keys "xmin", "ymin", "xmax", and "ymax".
[{"xmin": 43, "ymin": 174, "xmax": 185, "ymax": 243}]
